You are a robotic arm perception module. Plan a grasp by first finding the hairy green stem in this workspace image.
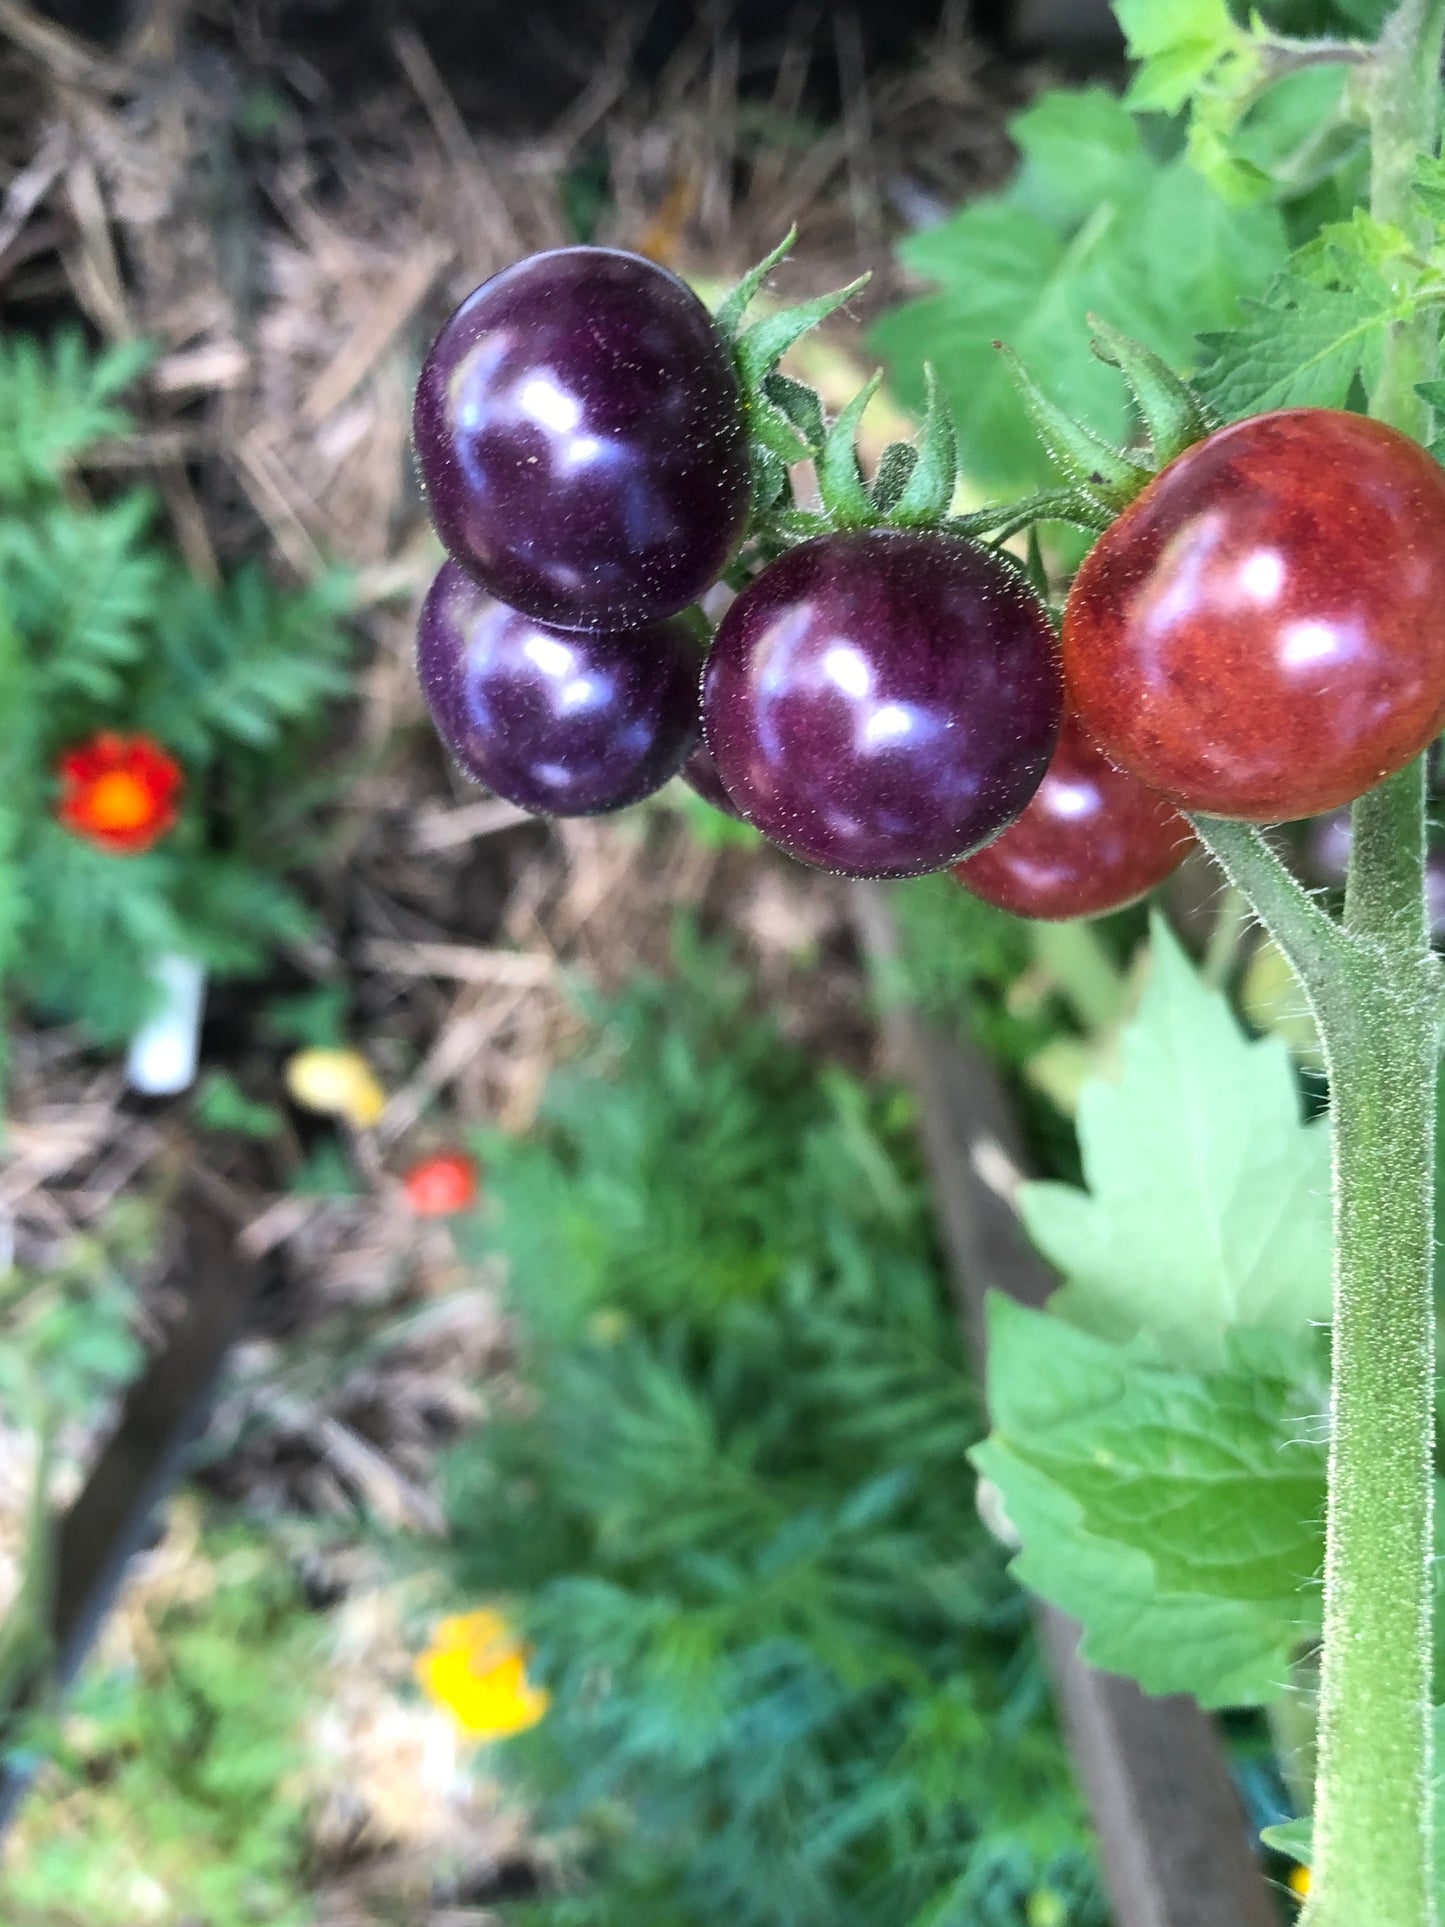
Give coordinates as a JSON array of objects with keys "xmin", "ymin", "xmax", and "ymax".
[
  {"xmin": 1196, "ymin": 9, "xmax": 1445, "ymax": 1916},
  {"xmin": 1190, "ymin": 804, "xmax": 1442, "ymax": 1927},
  {"xmin": 1309, "ymin": 6, "xmax": 1445, "ymax": 1921}
]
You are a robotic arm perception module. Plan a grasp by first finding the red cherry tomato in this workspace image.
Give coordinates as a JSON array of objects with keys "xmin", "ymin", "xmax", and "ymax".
[
  {"xmin": 1061, "ymin": 409, "xmax": 1445, "ymax": 822},
  {"xmin": 403, "ymin": 1151, "xmax": 480, "ymax": 1217},
  {"xmin": 951, "ymin": 712, "xmax": 1194, "ymax": 919}
]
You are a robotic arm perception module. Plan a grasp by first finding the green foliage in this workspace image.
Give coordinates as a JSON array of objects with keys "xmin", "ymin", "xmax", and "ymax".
[
  {"xmin": 0, "ymin": 1211, "xmax": 151, "ymax": 1428},
  {"xmin": 1195, "ymin": 196, "xmax": 1445, "ymax": 417},
  {"xmin": 2, "ymin": 1525, "xmax": 318, "ymax": 1927},
  {"xmin": 442, "ymin": 944, "xmax": 1103, "ymax": 1927},
  {"xmin": 0, "ymin": 331, "xmax": 352, "ymax": 1046},
  {"xmin": 977, "ymin": 924, "xmax": 1331, "ymax": 1709},
  {"xmin": 1020, "ymin": 918, "xmax": 1333, "ymax": 1369},
  {"xmin": 193, "ymin": 1070, "xmax": 284, "ymax": 1139},
  {"xmin": 975, "ymin": 1302, "xmax": 1325, "ymax": 1707},
  {"xmin": 870, "ymin": 89, "xmax": 1289, "ymax": 494}
]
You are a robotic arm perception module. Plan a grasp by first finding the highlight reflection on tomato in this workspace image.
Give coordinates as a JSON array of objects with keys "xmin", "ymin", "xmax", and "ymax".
[
  {"xmin": 952, "ymin": 712, "xmax": 1194, "ymax": 919},
  {"xmin": 1061, "ymin": 409, "xmax": 1445, "ymax": 822},
  {"xmin": 701, "ymin": 528, "xmax": 1061, "ymax": 880}
]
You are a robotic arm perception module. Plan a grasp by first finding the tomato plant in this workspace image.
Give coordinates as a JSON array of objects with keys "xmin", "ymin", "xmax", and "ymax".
[{"xmin": 410, "ymin": 3, "xmax": 1445, "ymax": 1916}]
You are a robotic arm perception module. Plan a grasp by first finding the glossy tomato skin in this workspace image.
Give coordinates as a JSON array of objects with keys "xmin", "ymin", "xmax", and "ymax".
[
  {"xmin": 418, "ymin": 560, "xmax": 700, "ymax": 816},
  {"xmin": 951, "ymin": 711, "xmax": 1194, "ymax": 919},
  {"xmin": 1062, "ymin": 409, "xmax": 1445, "ymax": 822},
  {"xmin": 414, "ymin": 248, "xmax": 750, "ymax": 631},
  {"xmin": 703, "ymin": 529, "xmax": 1061, "ymax": 880}
]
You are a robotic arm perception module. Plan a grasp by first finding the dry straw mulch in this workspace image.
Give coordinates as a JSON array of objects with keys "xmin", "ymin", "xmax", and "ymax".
[{"xmin": 0, "ymin": 5, "xmax": 1035, "ymax": 1906}]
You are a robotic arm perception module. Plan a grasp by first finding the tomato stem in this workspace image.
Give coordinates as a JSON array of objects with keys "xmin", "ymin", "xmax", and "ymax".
[{"xmin": 1193, "ymin": 7, "xmax": 1445, "ymax": 1919}]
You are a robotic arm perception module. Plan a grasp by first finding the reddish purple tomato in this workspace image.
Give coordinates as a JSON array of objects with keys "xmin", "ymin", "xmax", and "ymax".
[
  {"xmin": 951, "ymin": 711, "xmax": 1194, "ymax": 919},
  {"xmin": 417, "ymin": 561, "xmax": 700, "ymax": 816},
  {"xmin": 702, "ymin": 529, "xmax": 1061, "ymax": 879},
  {"xmin": 680, "ymin": 738, "xmax": 747, "ymax": 820},
  {"xmin": 1062, "ymin": 409, "xmax": 1445, "ymax": 822},
  {"xmin": 413, "ymin": 248, "xmax": 749, "ymax": 631}
]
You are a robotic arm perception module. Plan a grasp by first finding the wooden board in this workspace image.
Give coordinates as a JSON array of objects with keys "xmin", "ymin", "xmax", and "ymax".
[
  {"xmin": 852, "ymin": 885, "xmax": 1280, "ymax": 1927},
  {"xmin": 0, "ymin": 1191, "xmax": 258, "ymax": 1833}
]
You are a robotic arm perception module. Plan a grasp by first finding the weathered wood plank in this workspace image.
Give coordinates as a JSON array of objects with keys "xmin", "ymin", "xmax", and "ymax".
[
  {"xmin": 853, "ymin": 885, "xmax": 1278, "ymax": 1927},
  {"xmin": 0, "ymin": 1193, "xmax": 257, "ymax": 1834}
]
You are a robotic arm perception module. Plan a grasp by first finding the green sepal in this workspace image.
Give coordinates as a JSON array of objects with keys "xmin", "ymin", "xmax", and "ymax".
[
  {"xmin": 871, "ymin": 442, "xmax": 919, "ymax": 515},
  {"xmin": 713, "ymin": 229, "xmax": 797, "ymax": 340},
  {"xmin": 750, "ymin": 391, "xmax": 813, "ymax": 465},
  {"xmin": 1088, "ymin": 316, "xmax": 1215, "ymax": 468},
  {"xmin": 735, "ymin": 275, "xmax": 870, "ymax": 391},
  {"xmin": 749, "ymin": 442, "xmax": 790, "ymax": 515},
  {"xmin": 947, "ymin": 487, "xmax": 1113, "ymax": 544},
  {"xmin": 1023, "ymin": 524, "xmax": 1049, "ymax": 603},
  {"xmin": 762, "ymin": 370, "xmax": 826, "ymax": 457},
  {"xmin": 996, "ymin": 341, "xmax": 1153, "ymax": 511},
  {"xmin": 888, "ymin": 364, "xmax": 958, "ymax": 526},
  {"xmin": 816, "ymin": 371, "xmax": 883, "ymax": 528}
]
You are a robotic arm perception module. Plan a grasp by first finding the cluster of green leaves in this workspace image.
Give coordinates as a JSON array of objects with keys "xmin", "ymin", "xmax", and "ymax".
[
  {"xmin": 441, "ymin": 940, "xmax": 1104, "ymax": 1927},
  {"xmin": 973, "ymin": 921, "xmax": 1333, "ymax": 1710},
  {"xmin": 0, "ymin": 332, "xmax": 352, "ymax": 1046},
  {"xmin": 2, "ymin": 1525, "xmax": 319, "ymax": 1927},
  {"xmin": 870, "ymin": 1, "xmax": 1401, "ymax": 502}
]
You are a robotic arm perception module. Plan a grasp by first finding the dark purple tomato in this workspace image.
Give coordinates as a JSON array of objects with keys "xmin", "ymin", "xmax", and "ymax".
[
  {"xmin": 702, "ymin": 529, "xmax": 1062, "ymax": 880},
  {"xmin": 1062, "ymin": 409, "xmax": 1445, "ymax": 822},
  {"xmin": 951, "ymin": 711, "xmax": 1194, "ymax": 919},
  {"xmin": 680, "ymin": 738, "xmax": 747, "ymax": 820},
  {"xmin": 413, "ymin": 248, "xmax": 750, "ymax": 631},
  {"xmin": 417, "ymin": 560, "xmax": 700, "ymax": 816}
]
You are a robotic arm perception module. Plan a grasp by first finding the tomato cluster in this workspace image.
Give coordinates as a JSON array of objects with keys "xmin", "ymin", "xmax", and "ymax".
[{"xmin": 414, "ymin": 246, "xmax": 1445, "ymax": 916}]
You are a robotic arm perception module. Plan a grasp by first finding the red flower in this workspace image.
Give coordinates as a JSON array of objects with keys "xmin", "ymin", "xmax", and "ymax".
[
  {"xmin": 57, "ymin": 732, "xmax": 183, "ymax": 854},
  {"xmin": 403, "ymin": 1150, "xmax": 480, "ymax": 1217}
]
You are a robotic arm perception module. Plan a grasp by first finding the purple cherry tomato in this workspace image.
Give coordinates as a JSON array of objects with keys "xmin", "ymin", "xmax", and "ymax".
[
  {"xmin": 418, "ymin": 560, "xmax": 700, "ymax": 816},
  {"xmin": 702, "ymin": 529, "xmax": 1061, "ymax": 879},
  {"xmin": 413, "ymin": 248, "xmax": 750, "ymax": 631}
]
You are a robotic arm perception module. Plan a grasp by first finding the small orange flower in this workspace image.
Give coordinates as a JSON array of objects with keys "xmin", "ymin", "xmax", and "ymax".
[
  {"xmin": 57, "ymin": 732, "xmax": 183, "ymax": 854},
  {"xmin": 416, "ymin": 1608, "xmax": 550, "ymax": 1742}
]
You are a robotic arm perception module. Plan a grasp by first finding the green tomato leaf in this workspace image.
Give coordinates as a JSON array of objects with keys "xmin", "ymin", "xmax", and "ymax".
[
  {"xmin": 871, "ymin": 90, "xmax": 1287, "ymax": 493},
  {"xmin": 1197, "ymin": 216, "xmax": 1416, "ymax": 419},
  {"xmin": 1114, "ymin": 0, "xmax": 1253, "ymax": 116},
  {"xmin": 1020, "ymin": 916, "xmax": 1332, "ymax": 1368},
  {"xmin": 974, "ymin": 1297, "xmax": 1324, "ymax": 1708}
]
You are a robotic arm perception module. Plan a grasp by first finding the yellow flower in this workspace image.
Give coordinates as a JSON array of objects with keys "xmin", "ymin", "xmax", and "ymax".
[
  {"xmin": 416, "ymin": 1608, "xmax": 550, "ymax": 1741},
  {"xmin": 1288, "ymin": 1864, "xmax": 1311, "ymax": 1899},
  {"xmin": 284, "ymin": 1047, "xmax": 386, "ymax": 1128}
]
